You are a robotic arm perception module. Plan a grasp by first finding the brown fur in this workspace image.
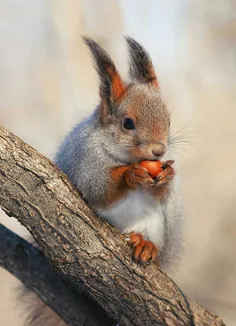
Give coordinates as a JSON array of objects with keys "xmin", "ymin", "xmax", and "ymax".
[{"xmin": 102, "ymin": 161, "xmax": 174, "ymax": 209}]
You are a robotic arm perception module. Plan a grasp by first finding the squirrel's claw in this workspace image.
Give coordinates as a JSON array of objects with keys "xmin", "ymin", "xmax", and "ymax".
[
  {"xmin": 153, "ymin": 166, "xmax": 175, "ymax": 186},
  {"xmin": 126, "ymin": 232, "xmax": 158, "ymax": 266},
  {"xmin": 161, "ymin": 160, "xmax": 175, "ymax": 170}
]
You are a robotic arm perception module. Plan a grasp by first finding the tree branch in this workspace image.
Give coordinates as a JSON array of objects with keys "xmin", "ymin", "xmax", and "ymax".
[
  {"xmin": 0, "ymin": 223, "xmax": 114, "ymax": 326},
  {"xmin": 0, "ymin": 125, "xmax": 225, "ymax": 326}
]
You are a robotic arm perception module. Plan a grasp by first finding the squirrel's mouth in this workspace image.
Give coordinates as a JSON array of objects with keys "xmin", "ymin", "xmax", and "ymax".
[
  {"xmin": 128, "ymin": 143, "xmax": 167, "ymax": 163},
  {"xmin": 110, "ymin": 146, "xmax": 168, "ymax": 165},
  {"xmin": 129, "ymin": 151, "xmax": 166, "ymax": 163}
]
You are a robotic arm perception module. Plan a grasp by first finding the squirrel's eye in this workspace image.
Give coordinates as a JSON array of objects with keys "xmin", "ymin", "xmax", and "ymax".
[{"xmin": 123, "ymin": 118, "xmax": 135, "ymax": 130}]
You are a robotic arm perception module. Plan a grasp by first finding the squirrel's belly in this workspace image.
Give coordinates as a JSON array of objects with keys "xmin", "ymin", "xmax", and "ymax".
[{"xmin": 97, "ymin": 190, "xmax": 165, "ymax": 248}]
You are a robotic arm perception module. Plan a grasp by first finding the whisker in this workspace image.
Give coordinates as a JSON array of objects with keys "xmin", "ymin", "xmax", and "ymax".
[
  {"xmin": 169, "ymin": 132, "xmax": 200, "ymax": 140},
  {"xmin": 169, "ymin": 141, "xmax": 199, "ymax": 147},
  {"xmin": 168, "ymin": 148, "xmax": 189, "ymax": 159},
  {"xmin": 170, "ymin": 145, "xmax": 197, "ymax": 151},
  {"xmin": 169, "ymin": 139, "xmax": 200, "ymax": 144},
  {"xmin": 169, "ymin": 133, "xmax": 201, "ymax": 143},
  {"xmin": 169, "ymin": 143, "xmax": 193, "ymax": 151},
  {"xmin": 169, "ymin": 121, "xmax": 193, "ymax": 139},
  {"xmin": 168, "ymin": 138, "xmax": 200, "ymax": 148}
]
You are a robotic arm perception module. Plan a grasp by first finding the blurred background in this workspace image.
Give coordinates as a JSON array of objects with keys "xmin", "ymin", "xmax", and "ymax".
[{"xmin": 0, "ymin": 0, "xmax": 236, "ymax": 325}]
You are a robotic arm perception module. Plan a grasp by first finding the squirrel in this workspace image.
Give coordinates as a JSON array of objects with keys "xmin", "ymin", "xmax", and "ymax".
[
  {"xmin": 55, "ymin": 37, "xmax": 183, "ymax": 268},
  {"xmin": 22, "ymin": 37, "xmax": 183, "ymax": 326}
]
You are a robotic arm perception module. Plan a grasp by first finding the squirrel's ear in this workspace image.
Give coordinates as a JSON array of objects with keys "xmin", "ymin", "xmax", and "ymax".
[
  {"xmin": 126, "ymin": 37, "xmax": 158, "ymax": 87},
  {"xmin": 83, "ymin": 37, "xmax": 126, "ymax": 121}
]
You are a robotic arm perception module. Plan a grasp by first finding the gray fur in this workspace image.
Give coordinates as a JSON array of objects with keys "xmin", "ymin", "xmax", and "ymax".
[
  {"xmin": 20, "ymin": 287, "xmax": 66, "ymax": 326},
  {"xmin": 22, "ymin": 37, "xmax": 184, "ymax": 326},
  {"xmin": 55, "ymin": 83, "xmax": 183, "ymax": 270},
  {"xmin": 159, "ymin": 175, "xmax": 183, "ymax": 269}
]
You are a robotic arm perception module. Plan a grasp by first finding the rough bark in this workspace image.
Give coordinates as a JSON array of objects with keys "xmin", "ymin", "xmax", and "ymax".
[
  {"xmin": 0, "ymin": 223, "xmax": 114, "ymax": 326},
  {"xmin": 0, "ymin": 125, "xmax": 226, "ymax": 326}
]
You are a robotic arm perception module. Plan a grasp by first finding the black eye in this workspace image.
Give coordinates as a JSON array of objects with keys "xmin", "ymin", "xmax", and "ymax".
[{"xmin": 123, "ymin": 118, "xmax": 135, "ymax": 130}]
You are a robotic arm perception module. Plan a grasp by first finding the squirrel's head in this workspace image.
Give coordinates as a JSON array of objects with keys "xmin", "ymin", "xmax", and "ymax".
[{"xmin": 84, "ymin": 37, "xmax": 170, "ymax": 163}]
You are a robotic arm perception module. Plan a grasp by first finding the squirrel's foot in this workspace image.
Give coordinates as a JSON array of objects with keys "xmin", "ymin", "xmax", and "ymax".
[{"xmin": 126, "ymin": 232, "xmax": 158, "ymax": 266}]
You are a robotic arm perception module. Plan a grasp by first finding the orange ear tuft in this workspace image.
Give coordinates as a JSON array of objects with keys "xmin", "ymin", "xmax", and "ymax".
[
  {"xmin": 148, "ymin": 67, "xmax": 158, "ymax": 87},
  {"xmin": 84, "ymin": 37, "xmax": 126, "ymax": 117},
  {"xmin": 107, "ymin": 67, "xmax": 126, "ymax": 101}
]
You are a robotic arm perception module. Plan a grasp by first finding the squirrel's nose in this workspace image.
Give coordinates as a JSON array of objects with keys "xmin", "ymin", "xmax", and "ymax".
[{"xmin": 152, "ymin": 143, "xmax": 167, "ymax": 158}]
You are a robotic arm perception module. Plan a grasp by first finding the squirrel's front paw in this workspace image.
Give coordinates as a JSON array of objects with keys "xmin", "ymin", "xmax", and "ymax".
[
  {"xmin": 126, "ymin": 232, "xmax": 158, "ymax": 266},
  {"xmin": 126, "ymin": 163, "xmax": 154, "ymax": 188},
  {"xmin": 153, "ymin": 163, "xmax": 175, "ymax": 187}
]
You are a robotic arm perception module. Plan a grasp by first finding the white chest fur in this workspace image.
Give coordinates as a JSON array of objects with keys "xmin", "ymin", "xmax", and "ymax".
[{"xmin": 97, "ymin": 190, "xmax": 166, "ymax": 249}]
